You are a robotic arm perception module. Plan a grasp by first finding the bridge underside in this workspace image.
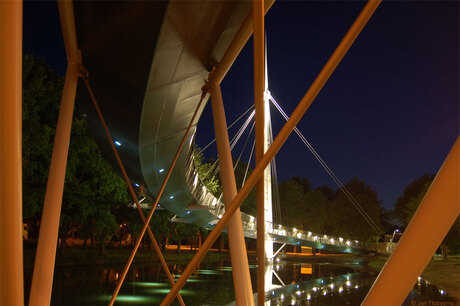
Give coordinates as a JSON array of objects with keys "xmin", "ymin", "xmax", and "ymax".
[{"xmin": 74, "ymin": 0, "xmax": 387, "ymax": 256}]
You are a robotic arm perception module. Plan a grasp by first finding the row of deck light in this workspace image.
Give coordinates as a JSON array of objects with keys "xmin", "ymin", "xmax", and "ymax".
[
  {"xmin": 271, "ymin": 276, "xmax": 364, "ymax": 305},
  {"xmin": 186, "ymin": 152, "xmax": 367, "ymax": 250}
]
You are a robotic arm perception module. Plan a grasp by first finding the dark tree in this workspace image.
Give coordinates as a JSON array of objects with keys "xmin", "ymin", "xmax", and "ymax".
[
  {"xmin": 302, "ymin": 188, "xmax": 328, "ymax": 233},
  {"xmin": 292, "ymin": 176, "xmax": 311, "ymax": 193},
  {"xmin": 327, "ymin": 178, "xmax": 383, "ymax": 241},
  {"xmin": 23, "ymin": 53, "xmax": 63, "ymax": 222},
  {"xmin": 279, "ymin": 178, "xmax": 307, "ymax": 228},
  {"xmin": 22, "ymin": 54, "xmax": 130, "ymax": 252},
  {"xmin": 392, "ymin": 173, "xmax": 435, "ymax": 224},
  {"xmin": 392, "ymin": 174, "xmax": 459, "ymax": 258}
]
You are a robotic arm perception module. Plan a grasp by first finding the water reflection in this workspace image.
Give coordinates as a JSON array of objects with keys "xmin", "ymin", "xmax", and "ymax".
[
  {"xmin": 264, "ymin": 268, "xmax": 454, "ymax": 305},
  {"xmin": 264, "ymin": 272, "xmax": 375, "ymax": 305},
  {"xmin": 24, "ymin": 258, "xmax": 455, "ymax": 305}
]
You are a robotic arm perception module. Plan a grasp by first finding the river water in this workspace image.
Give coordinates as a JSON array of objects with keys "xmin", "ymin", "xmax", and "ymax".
[{"xmin": 26, "ymin": 256, "xmax": 455, "ymax": 305}]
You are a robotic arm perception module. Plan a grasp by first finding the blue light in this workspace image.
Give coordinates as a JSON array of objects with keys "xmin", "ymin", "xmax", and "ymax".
[
  {"xmin": 134, "ymin": 183, "xmax": 139, "ymax": 187},
  {"xmin": 186, "ymin": 211, "xmax": 191, "ymax": 214},
  {"xmin": 158, "ymin": 169, "xmax": 164, "ymax": 173},
  {"xmin": 115, "ymin": 141, "xmax": 122, "ymax": 146}
]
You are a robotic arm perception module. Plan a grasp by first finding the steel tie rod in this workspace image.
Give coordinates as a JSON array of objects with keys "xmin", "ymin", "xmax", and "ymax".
[
  {"xmin": 82, "ymin": 73, "xmax": 192, "ymax": 306},
  {"xmin": 104, "ymin": 74, "xmax": 211, "ymax": 305}
]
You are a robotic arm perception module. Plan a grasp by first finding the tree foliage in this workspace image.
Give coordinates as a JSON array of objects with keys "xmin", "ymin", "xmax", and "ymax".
[
  {"xmin": 193, "ymin": 146, "xmax": 220, "ymax": 194},
  {"xmin": 278, "ymin": 177, "xmax": 383, "ymax": 241},
  {"xmin": 23, "ymin": 53, "xmax": 63, "ymax": 219},
  {"xmin": 327, "ymin": 178, "xmax": 383, "ymax": 241},
  {"xmin": 392, "ymin": 174, "xmax": 459, "ymax": 256},
  {"xmin": 393, "ymin": 173, "xmax": 435, "ymax": 225},
  {"xmin": 192, "ymin": 146, "xmax": 256, "ymax": 214},
  {"xmin": 23, "ymin": 53, "xmax": 130, "ymax": 248}
]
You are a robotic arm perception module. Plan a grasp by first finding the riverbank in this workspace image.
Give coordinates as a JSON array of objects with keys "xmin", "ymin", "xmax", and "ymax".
[
  {"xmin": 23, "ymin": 245, "xmax": 230, "ymax": 269},
  {"xmin": 368, "ymin": 255, "xmax": 460, "ymax": 302}
]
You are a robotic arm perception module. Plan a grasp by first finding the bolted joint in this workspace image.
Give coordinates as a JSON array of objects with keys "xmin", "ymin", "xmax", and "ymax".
[
  {"xmin": 79, "ymin": 65, "xmax": 89, "ymax": 80},
  {"xmin": 201, "ymin": 66, "xmax": 217, "ymax": 98}
]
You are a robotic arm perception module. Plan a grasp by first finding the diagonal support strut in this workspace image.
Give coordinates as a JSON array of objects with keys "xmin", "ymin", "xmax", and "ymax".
[
  {"xmin": 82, "ymin": 75, "xmax": 186, "ymax": 306},
  {"xmin": 106, "ymin": 77, "xmax": 210, "ymax": 306}
]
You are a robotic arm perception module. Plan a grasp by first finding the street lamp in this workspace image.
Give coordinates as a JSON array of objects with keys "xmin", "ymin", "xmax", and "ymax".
[{"xmin": 390, "ymin": 229, "xmax": 400, "ymax": 243}]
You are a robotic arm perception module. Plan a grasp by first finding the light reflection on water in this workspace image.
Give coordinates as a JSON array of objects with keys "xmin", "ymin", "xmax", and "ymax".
[{"xmin": 27, "ymin": 258, "xmax": 455, "ymax": 305}]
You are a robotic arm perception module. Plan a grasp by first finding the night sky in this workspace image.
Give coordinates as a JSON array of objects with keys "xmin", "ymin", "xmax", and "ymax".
[{"xmin": 23, "ymin": 1, "xmax": 458, "ymax": 211}]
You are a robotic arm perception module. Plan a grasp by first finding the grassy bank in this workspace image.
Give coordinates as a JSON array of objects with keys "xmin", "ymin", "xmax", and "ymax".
[
  {"xmin": 23, "ymin": 245, "xmax": 230, "ymax": 269},
  {"xmin": 368, "ymin": 255, "xmax": 460, "ymax": 302}
]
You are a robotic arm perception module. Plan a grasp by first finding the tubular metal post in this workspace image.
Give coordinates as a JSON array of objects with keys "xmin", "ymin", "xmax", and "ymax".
[
  {"xmin": 29, "ymin": 1, "xmax": 81, "ymax": 304},
  {"xmin": 161, "ymin": 1, "xmax": 381, "ymax": 304},
  {"xmin": 108, "ymin": 89, "xmax": 208, "ymax": 306},
  {"xmin": 210, "ymin": 83, "xmax": 254, "ymax": 306},
  {"xmin": 212, "ymin": 0, "xmax": 275, "ymax": 85},
  {"xmin": 0, "ymin": 1, "xmax": 24, "ymax": 304},
  {"xmin": 253, "ymin": 0, "xmax": 266, "ymax": 304},
  {"xmin": 363, "ymin": 137, "xmax": 460, "ymax": 305},
  {"xmin": 82, "ymin": 79, "xmax": 185, "ymax": 306},
  {"xmin": 29, "ymin": 62, "xmax": 79, "ymax": 306}
]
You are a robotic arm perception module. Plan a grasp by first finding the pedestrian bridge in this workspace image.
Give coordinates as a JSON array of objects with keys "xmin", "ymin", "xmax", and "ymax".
[
  {"xmin": 73, "ymin": 0, "xmax": 391, "ymax": 257},
  {"xmin": 168, "ymin": 146, "xmax": 393, "ymax": 255}
]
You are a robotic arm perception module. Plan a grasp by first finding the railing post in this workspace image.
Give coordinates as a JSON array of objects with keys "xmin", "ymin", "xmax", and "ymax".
[
  {"xmin": 0, "ymin": 1, "xmax": 24, "ymax": 304},
  {"xmin": 209, "ymin": 83, "xmax": 254, "ymax": 306}
]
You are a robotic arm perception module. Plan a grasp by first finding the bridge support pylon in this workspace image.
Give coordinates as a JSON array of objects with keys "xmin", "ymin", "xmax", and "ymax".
[
  {"xmin": 210, "ymin": 83, "xmax": 254, "ymax": 306},
  {"xmin": 0, "ymin": 1, "xmax": 24, "ymax": 304},
  {"xmin": 29, "ymin": 2, "xmax": 81, "ymax": 304}
]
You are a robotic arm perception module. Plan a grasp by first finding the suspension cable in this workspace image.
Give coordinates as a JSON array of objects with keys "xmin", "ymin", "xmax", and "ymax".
[
  {"xmin": 209, "ymin": 110, "xmax": 255, "ymax": 181},
  {"xmin": 202, "ymin": 109, "xmax": 255, "ymax": 181},
  {"xmin": 270, "ymin": 94, "xmax": 383, "ymax": 234},
  {"xmin": 233, "ymin": 122, "xmax": 255, "ymax": 172},
  {"xmin": 242, "ymin": 142, "xmax": 255, "ymax": 187},
  {"xmin": 198, "ymin": 104, "xmax": 254, "ymax": 154},
  {"xmin": 217, "ymin": 122, "xmax": 255, "ymax": 201}
]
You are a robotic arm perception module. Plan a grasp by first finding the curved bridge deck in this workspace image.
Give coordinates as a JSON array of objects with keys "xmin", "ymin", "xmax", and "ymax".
[{"xmin": 74, "ymin": 0, "xmax": 392, "ymax": 257}]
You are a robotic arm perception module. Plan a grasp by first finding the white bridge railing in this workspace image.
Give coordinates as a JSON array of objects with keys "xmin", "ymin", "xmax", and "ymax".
[{"xmin": 185, "ymin": 146, "xmax": 393, "ymax": 254}]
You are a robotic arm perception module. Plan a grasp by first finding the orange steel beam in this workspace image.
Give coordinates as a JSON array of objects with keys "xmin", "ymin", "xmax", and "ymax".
[
  {"xmin": 161, "ymin": 1, "xmax": 381, "ymax": 304},
  {"xmin": 29, "ymin": 62, "xmax": 79, "ymax": 305},
  {"xmin": 0, "ymin": 1, "xmax": 24, "ymax": 304},
  {"xmin": 57, "ymin": 0, "xmax": 79, "ymax": 64},
  {"xmin": 363, "ymin": 136, "xmax": 460, "ymax": 305},
  {"xmin": 253, "ymin": 0, "xmax": 266, "ymax": 304},
  {"xmin": 212, "ymin": 0, "xmax": 275, "ymax": 85},
  {"xmin": 29, "ymin": 1, "xmax": 81, "ymax": 304},
  {"xmin": 108, "ymin": 86, "xmax": 209, "ymax": 306},
  {"xmin": 210, "ymin": 83, "xmax": 254, "ymax": 305},
  {"xmin": 82, "ymin": 78, "xmax": 185, "ymax": 306}
]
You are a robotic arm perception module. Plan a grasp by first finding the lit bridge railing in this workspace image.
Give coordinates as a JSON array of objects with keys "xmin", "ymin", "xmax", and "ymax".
[{"xmin": 184, "ymin": 145, "xmax": 393, "ymax": 255}]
